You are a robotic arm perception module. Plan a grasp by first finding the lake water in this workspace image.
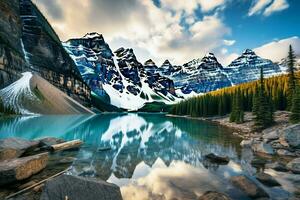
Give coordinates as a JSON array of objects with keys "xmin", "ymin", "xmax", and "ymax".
[{"xmin": 0, "ymin": 114, "xmax": 297, "ymax": 200}]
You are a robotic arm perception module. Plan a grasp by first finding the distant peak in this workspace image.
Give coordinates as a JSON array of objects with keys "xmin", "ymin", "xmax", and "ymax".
[
  {"xmin": 162, "ymin": 60, "xmax": 172, "ymax": 66},
  {"xmin": 242, "ymin": 49, "xmax": 255, "ymax": 55},
  {"xmin": 83, "ymin": 32, "xmax": 103, "ymax": 39},
  {"xmin": 144, "ymin": 59, "xmax": 156, "ymax": 66},
  {"xmin": 204, "ymin": 52, "xmax": 216, "ymax": 58}
]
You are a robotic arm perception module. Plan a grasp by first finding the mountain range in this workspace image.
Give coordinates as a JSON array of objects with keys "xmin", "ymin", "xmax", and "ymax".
[
  {"xmin": 64, "ymin": 32, "xmax": 282, "ymax": 111},
  {"xmin": 0, "ymin": 0, "xmax": 294, "ymax": 113}
]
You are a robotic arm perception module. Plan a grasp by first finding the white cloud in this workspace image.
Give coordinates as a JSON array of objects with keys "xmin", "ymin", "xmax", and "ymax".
[
  {"xmin": 34, "ymin": 0, "xmax": 233, "ymax": 66},
  {"xmin": 263, "ymin": 0, "xmax": 289, "ymax": 16},
  {"xmin": 248, "ymin": 0, "xmax": 289, "ymax": 17},
  {"xmin": 223, "ymin": 39, "xmax": 236, "ymax": 46},
  {"xmin": 248, "ymin": 0, "xmax": 272, "ymax": 16},
  {"xmin": 198, "ymin": 0, "xmax": 227, "ymax": 12},
  {"xmin": 254, "ymin": 36, "xmax": 300, "ymax": 62},
  {"xmin": 160, "ymin": 0, "xmax": 226, "ymax": 15}
]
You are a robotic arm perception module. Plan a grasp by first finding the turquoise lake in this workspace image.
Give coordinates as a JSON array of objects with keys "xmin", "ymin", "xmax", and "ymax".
[{"xmin": 0, "ymin": 114, "xmax": 297, "ymax": 200}]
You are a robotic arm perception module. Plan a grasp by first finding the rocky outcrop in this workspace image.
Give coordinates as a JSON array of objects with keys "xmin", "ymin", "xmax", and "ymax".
[
  {"xmin": 287, "ymin": 158, "xmax": 300, "ymax": 174},
  {"xmin": 0, "ymin": 152, "xmax": 48, "ymax": 186},
  {"xmin": 279, "ymin": 124, "xmax": 300, "ymax": 148},
  {"xmin": 0, "ymin": 137, "xmax": 39, "ymax": 161},
  {"xmin": 231, "ymin": 175, "xmax": 269, "ymax": 199},
  {"xmin": 198, "ymin": 191, "xmax": 232, "ymax": 200},
  {"xmin": 40, "ymin": 175, "xmax": 123, "ymax": 200}
]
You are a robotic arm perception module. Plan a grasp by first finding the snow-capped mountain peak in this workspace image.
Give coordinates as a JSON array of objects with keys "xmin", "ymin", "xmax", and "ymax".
[{"xmin": 82, "ymin": 32, "xmax": 103, "ymax": 39}]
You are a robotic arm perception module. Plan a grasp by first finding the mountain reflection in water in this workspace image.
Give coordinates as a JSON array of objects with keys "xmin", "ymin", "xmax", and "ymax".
[{"xmin": 0, "ymin": 113, "xmax": 268, "ymax": 199}]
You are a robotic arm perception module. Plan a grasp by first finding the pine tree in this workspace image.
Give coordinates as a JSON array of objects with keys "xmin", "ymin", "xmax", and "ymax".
[
  {"xmin": 287, "ymin": 45, "xmax": 296, "ymax": 110},
  {"xmin": 230, "ymin": 89, "xmax": 244, "ymax": 123},
  {"xmin": 254, "ymin": 67, "xmax": 274, "ymax": 130},
  {"xmin": 290, "ymin": 86, "xmax": 300, "ymax": 123},
  {"xmin": 229, "ymin": 93, "xmax": 236, "ymax": 122},
  {"xmin": 252, "ymin": 83, "xmax": 259, "ymax": 115}
]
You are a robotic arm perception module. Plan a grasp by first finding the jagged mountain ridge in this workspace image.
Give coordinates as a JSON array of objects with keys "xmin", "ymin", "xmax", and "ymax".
[
  {"xmin": 64, "ymin": 32, "xmax": 284, "ymax": 110},
  {"xmin": 169, "ymin": 53, "xmax": 232, "ymax": 94},
  {"xmin": 64, "ymin": 33, "xmax": 180, "ymax": 111}
]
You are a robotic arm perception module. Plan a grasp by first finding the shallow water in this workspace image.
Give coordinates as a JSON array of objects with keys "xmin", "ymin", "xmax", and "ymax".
[{"xmin": 0, "ymin": 113, "xmax": 297, "ymax": 200}]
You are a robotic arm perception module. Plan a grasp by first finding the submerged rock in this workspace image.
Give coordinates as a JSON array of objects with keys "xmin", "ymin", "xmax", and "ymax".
[
  {"xmin": 280, "ymin": 124, "xmax": 300, "ymax": 148},
  {"xmin": 0, "ymin": 153, "xmax": 48, "ymax": 186},
  {"xmin": 0, "ymin": 137, "xmax": 39, "ymax": 161},
  {"xmin": 255, "ymin": 172, "xmax": 281, "ymax": 186},
  {"xmin": 231, "ymin": 175, "xmax": 269, "ymax": 198},
  {"xmin": 198, "ymin": 191, "xmax": 232, "ymax": 200},
  {"xmin": 287, "ymin": 158, "xmax": 300, "ymax": 174},
  {"xmin": 40, "ymin": 175, "xmax": 123, "ymax": 200},
  {"xmin": 204, "ymin": 153, "xmax": 229, "ymax": 164}
]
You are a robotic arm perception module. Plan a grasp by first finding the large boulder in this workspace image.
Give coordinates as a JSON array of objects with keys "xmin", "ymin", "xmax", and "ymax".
[
  {"xmin": 0, "ymin": 138, "xmax": 40, "ymax": 161},
  {"xmin": 255, "ymin": 172, "xmax": 281, "ymax": 186},
  {"xmin": 279, "ymin": 124, "xmax": 300, "ymax": 148},
  {"xmin": 0, "ymin": 153, "xmax": 48, "ymax": 186},
  {"xmin": 40, "ymin": 175, "xmax": 123, "ymax": 200},
  {"xmin": 252, "ymin": 142, "xmax": 274, "ymax": 155},
  {"xmin": 287, "ymin": 158, "xmax": 300, "ymax": 174},
  {"xmin": 198, "ymin": 191, "xmax": 232, "ymax": 200},
  {"xmin": 262, "ymin": 130, "xmax": 279, "ymax": 141},
  {"xmin": 231, "ymin": 176, "xmax": 269, "ymax": 199}
]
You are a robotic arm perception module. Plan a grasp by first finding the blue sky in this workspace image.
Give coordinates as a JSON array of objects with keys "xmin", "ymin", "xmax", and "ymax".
[{"xmin": 34, "ymin": 0, "xmax": 300, "ymax": 65}]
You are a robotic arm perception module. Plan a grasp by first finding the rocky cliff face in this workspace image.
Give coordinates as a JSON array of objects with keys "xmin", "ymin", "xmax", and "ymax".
[
  {"xmin": 0, "ymin": 0, "xmax": 91, "ymax": 108},
  {"xmin": 0, "ymin": 0, "xmax": 26, "ymax": 87},
  {"xmin": 64, "ymin": 33, "xmax": 179, "ymax": 110}
]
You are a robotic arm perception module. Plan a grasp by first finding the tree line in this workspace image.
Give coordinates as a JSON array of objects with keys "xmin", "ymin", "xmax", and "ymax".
[{"xmin": 170, "ymin": 45, "xmax": 300, "ymax": 130}]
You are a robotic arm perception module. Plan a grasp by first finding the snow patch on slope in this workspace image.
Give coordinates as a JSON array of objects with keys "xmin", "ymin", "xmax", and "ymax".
[{"xmin": 0, "ymin": 72, "xmax": 38, "ymax": 114}]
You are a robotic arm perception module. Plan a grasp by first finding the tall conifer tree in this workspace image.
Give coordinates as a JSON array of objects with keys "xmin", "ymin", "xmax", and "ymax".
[{"xmin": 287, "ymin": 45, "xmax": 296, "ymax": 110}]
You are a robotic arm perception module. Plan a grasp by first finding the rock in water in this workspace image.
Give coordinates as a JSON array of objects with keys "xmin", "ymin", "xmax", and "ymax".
[
  {"xmin": 0, "ymin": 137, "xmax": 39, "ymax": 161},
  {"xmin": 0, "ymin": 153, "xmax": 48, "ymax": 186},
  {"xmin": 40, "ymin": 175, "xmax": 123, "ymax": 200},
  {"xmin": 231, "ymin": 175, "xmax": 269, "ymax": 198},
  {"xmin": 204, "ymin": 153, "xmax": 229, "ymax": 164},
  {"xmin": 198, "ymin": 191, "xmax": 232, "ymax": 200},
  {"xmin": 252, "ymin": 142, "xmax": 275, "ymax": 155},
  {"xmin": 255, "ymin": 172, "xmax": 281, "ymax": 186},
  {"xmin": 240, "ymin": 139, "xmax": 253, "ymax": 147},
  {"xmin": 287, "ymin": 158, "xmax": 300, "ymax": 174},
  {"xmin": 280, "ymin": 124, "xmax": 300, "ymax": 148}
]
